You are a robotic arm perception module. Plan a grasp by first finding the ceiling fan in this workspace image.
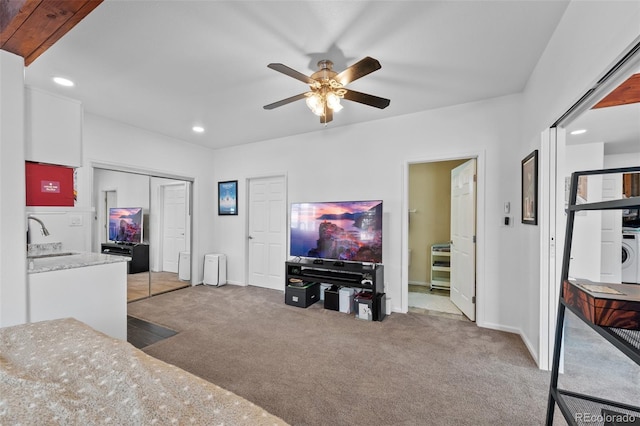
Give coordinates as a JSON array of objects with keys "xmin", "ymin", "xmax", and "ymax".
[{"xmin": 263, "ymin": 56, "xmax": 390, "ymax": 124}]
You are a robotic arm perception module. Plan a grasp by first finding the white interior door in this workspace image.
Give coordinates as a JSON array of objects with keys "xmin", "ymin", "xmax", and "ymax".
[
  {"xmin": 450, "ymin": 159, "xmax": 477, "ymax": 320},
  {"xmin": 161, "ymin": 183, "xmax": 186, "ymax": 273},
  {"xmin": 248, "ymin": 176, "xmax": 286, "ymax": 290}
]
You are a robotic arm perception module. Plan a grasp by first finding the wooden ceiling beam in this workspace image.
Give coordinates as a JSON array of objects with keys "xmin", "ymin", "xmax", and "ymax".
[
  {"xmin": 0, "ymin": 0, "xmax": 40, "ymax": 47},
  {"xmin": 24, "ymin": 0, "xmax": 103, "ymax": 65},
  {"xmin": 592, "ymin": 73, "xmax": 640, "ymax": 109},
  {"xmin": 0, "ymin": 0, "xmax": 102, "ymax": 66}
]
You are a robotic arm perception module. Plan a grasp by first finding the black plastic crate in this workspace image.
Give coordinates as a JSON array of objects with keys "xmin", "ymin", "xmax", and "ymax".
[
  {"xmin": 324, "ymin": 285, "xmax": 340, "ymax": 311},
  {"xmin": 285, "ymin": 282, "xmax": 320, "ymax": 308}
]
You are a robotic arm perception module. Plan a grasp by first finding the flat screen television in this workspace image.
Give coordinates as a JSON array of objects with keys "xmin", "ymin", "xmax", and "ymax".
[
  {"xmin": 290, "ymin": 200, "xmax": 382, "ymax": 263},
  {"xmin": 108, "ymin": 207, "xmax": 143, "ymax": 244}
]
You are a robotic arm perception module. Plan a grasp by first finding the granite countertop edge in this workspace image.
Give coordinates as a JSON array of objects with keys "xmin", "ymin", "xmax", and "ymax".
[{"xmin": 28, "ymin": 252, "xmax": 129, "ymax": 274}]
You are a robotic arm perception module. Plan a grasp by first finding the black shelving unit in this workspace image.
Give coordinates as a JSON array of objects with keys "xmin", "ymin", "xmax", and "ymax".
[
  {"xmin": 285, "ymin": 259, "xmax": 385, "ymax": 320},
  {"xmin": 546, "ymin": 166, "xmax": 640, "ymax": 425},
  {"xmin": 101, "ymin": 242, "xmax": 149, "ymax": 274}
]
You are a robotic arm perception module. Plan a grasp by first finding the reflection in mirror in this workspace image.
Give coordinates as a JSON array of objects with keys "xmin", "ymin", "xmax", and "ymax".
[
  {"xmin": 93, "ymin": 169, "xmax": 193, "ymax": 302},
  {"xmin": 93, "ymin": 169, "xmax": 151, "ymax": 302},
  {"xmin": 149, "ymin": 177, "xmax": 191, "ymax": 297}
]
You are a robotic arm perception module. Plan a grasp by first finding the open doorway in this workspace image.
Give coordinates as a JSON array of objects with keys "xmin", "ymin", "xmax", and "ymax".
[{"xmin": 407, "ymin": 158, "xmax": 476, "ymax": 320}]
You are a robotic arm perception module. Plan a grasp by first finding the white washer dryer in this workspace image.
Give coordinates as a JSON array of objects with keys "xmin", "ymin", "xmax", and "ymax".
[{"xmin": 622, "ymin": 230, "xmax": 639, "ymax": 284}]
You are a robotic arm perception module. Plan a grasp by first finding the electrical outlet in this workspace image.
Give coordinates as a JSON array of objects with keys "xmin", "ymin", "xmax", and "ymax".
[{"xmin": 69, "ymin": 215, "xmax": 82, "ymax": 226}]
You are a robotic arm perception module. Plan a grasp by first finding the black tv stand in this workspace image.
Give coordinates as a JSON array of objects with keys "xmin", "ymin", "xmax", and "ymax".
[
  {"xmin": 286, "ymin": 259, "xmax": 384, "ymax": 295},
  {"xmin": 101, "ymin": 242, "xmax": 149, "ymax": 274}
]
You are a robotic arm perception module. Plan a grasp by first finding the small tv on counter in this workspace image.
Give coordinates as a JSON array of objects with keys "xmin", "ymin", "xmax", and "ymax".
[
  {"xmin": 290, "ymin": 200, "xmax": 382, "ymax": 263},
  {"xmin": 108, "ymin": 207, "xmax": 143, "ymax": 244}
]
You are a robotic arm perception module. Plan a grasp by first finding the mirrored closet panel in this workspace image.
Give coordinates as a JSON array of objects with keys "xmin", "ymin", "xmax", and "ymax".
[{"xmin": 93, "ymin": 168, "xmax": 192, "ymax": 302}]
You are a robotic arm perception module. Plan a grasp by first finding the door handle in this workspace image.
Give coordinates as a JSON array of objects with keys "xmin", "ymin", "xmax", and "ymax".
[{"xmin": 248, "ymin": 236, "xmax": 253, "ymax": 239}]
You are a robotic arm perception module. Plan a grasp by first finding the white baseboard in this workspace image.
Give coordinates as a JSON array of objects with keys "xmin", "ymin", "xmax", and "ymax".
[
  {"xmin": 480, "ymin": 321, "xmax": 540, "ymax": 368},
  {"xmin": 478, "ymin": 321, "xmax": 519, "ymax": 335},
  {"xmin": 519, "ymin": 330, "xmax": 540, "ymax": 368}
]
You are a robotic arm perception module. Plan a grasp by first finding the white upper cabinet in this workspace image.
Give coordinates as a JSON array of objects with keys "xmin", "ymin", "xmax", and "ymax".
[{"xmin": 25, "ymin": 87, "xmax": 82, "ymax": 167}]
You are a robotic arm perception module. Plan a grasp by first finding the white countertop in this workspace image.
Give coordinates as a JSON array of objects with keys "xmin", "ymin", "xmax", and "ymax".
[{"xmin": 28, "ymin": 252, "xmax": 128, "ymax": 274}]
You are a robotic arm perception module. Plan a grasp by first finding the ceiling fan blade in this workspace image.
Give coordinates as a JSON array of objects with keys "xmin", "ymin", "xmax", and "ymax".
[
  {"xmin": 320, "ymin": 107, "xmax": 333, "ymax": 124},
  {"xmin": 342, "ymin": 89, "xmax": 390, "ymax": 109},
  {"xmin": 267, "ymin": 63, "xmax": 317, "ymax": 85},
  {"xmin": 263, "ymin": 93, "xmax": 309, "ymax": 110},
  {"xmin": 335, "ymin": 57, "xmax": 382, "ymax": 85}
]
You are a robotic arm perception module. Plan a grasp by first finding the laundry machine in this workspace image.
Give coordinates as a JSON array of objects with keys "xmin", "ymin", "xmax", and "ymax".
[{"xmin": 622, "ymin": 230, "xmax": 639, "ymax": 284}]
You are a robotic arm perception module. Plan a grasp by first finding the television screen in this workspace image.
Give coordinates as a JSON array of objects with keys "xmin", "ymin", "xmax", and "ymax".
[
  {"xmin": 108, "ymin": 207, "xmax": 143, "ymax": 244},
  {"xmin": 290, "ymin": 200, "xmax": 382, "ymax": 263}
]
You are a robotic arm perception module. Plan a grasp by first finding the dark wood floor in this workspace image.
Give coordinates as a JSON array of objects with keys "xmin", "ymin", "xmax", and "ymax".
[{"xmin": 127, "ymin": 315, "xmax": 177, "ymax": 349}]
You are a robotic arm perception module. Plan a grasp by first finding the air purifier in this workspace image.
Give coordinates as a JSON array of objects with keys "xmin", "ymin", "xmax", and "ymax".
[
  {"xmin": 178, "ymin": 251, "xmax": 190, "ymax": 281},
  {"xmin": 204, "ymin": 254, "xmax": 227, "ymax": 286}
]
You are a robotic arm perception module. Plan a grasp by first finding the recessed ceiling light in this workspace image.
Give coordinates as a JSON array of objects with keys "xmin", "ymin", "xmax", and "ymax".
[
  {"xmin": 192, "ymin": 126, "xmax": 205, "ymax": 133},
  {"xmin": 53, "ymin": 77, "xmax": 74, "ymax": 87},
  {"xmin": 570, "ymin": 129, "xmax": 587, "ymax": 135}
]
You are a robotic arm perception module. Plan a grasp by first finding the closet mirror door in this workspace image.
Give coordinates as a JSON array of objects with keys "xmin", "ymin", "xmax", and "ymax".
[
  {"xmin": 94, "ymin": 169, "xmax": 151, "ymax": 302},
  {"xmin": 148, "ymin": 177, "xmax": 191, "ymax": 297}
]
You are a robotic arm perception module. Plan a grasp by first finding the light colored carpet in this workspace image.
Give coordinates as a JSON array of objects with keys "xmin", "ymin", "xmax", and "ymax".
[{"xmin": 129, "ymin": 285, "xmax": 554, "ymax": 425}]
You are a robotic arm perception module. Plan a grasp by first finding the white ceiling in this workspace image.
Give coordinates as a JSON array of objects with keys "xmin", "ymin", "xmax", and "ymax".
[
  {"xmin": 565, "ymin": 100, "xmax": 640, "ymax": 156},
  {"xmin": 24, "ymin": 1, "xmax": 580, "ymax": 150}
]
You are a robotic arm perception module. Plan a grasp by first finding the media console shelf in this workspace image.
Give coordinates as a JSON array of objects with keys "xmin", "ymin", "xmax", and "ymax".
[
  {"xmin": 101, "ymin": 243, "xmax": 149, "ymax": 274},
  {"xmin": 286, "ymin": 259, "xmax": 384, "ymax": 293},
  {"xmin": 285, "ymin": 259, "xmax": 385, "ymax": 319}
]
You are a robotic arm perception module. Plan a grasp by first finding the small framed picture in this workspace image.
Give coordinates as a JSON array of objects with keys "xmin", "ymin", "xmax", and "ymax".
[
  {"xmin": 218, "ymin": 180, "xmax": 238, "ymax": 215},
  {"xmin": 521, "ymin": 150, "xmax": 538, "ymax": 225}
]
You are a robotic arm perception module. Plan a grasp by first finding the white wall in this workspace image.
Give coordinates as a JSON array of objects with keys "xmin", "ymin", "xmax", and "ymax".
[
  {"xmin": 25, "ymin": 207, "xmax": 93, "ymax": 252},
  {"xmin": 605, "ymin": 152, "xmax": 640, "ymax": 169},
  {"xmin": 0, "ymin": 50, "xmax": 27, "ymax": 327},
  {"xmin": 211, "ymin": 94, "xmax": 524, "ymax": 332},
  {"xmin": 79, "ymin": 114, "xmax": 216, "ymax": 284},
  {"xmin": 520, "ymin": 0, "xmax": 640, "ymax": 367}
]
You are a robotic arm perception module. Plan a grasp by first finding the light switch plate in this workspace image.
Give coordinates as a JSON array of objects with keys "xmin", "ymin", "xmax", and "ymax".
[{"xmin": 500, "ymin": 215, "xmax": 514, "ymax": 227}]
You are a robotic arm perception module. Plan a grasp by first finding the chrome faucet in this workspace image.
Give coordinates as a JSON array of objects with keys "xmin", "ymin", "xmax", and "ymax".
[{"xmin": 27, "ymin": 216, "xmax": 50, "ymax": 244}]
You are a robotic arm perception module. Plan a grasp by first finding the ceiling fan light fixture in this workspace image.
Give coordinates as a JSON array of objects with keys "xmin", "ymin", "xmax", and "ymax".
[
  {"xmin": 326, "ymin": 91, "xmax": 343, "ymax": 111},
  {"xmin": 265, "ymin": 56, "xmax": 389, "ymax": 124},
  {"xmin": 305, "ymin": 93, "xmax": 324, "ymax": 116}
]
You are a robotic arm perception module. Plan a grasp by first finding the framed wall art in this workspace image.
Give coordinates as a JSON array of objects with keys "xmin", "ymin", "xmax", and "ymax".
[
  {"xmin": 521, "ymin": 150, "xmax": 538, "ymax": 225},
  {"xmin": 218, "ymin": 180, "xmax": 238, "ymax": 215}
]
